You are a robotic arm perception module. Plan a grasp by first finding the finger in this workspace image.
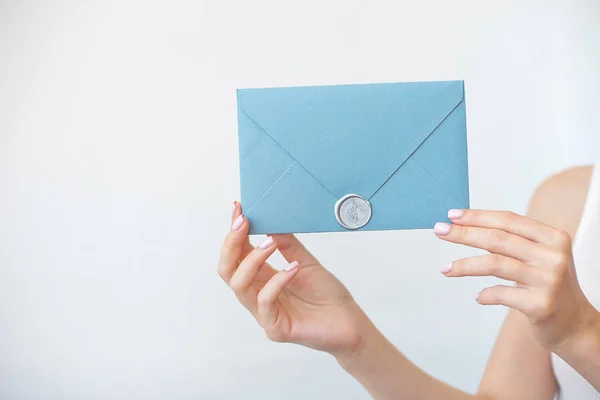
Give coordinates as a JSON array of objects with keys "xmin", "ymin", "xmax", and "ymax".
[
  {"xmin": 448, "ymin": 209, "xmax": 566, "ymax": 246},
  {"xmin": 233, "ymin": 201, "xmax": 254, "ymax": 255},
  {"xmin": 444, "ymin": 254, "xmax": 542, "ymax": 286},
  {"xmin": 218, "ymin": 212, "xmax": 251, "ymax": 283},
  {"xmin": 229, "ymin": 236, "xmax": 278, "ymax": 311},
  {"xmin": 257, "ymin": 261, "xmax": 301, "ymax": 328},
  {"xmin": 476, "ymin": 285, "xmax": 532, "ymax": 315},
  {"xmin": 271, "ymin": 234, "xmax": 320, "ymax": 267},
  {"xmin": 434, "ymin": 223, "xmax": 548, "ymax": 262},
  {"xmin": 231, "ymin": 201, "xmax": 238, "ymax": 224}
]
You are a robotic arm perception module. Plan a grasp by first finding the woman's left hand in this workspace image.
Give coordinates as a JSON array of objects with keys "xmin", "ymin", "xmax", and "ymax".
[{"xmin": 434, "ymin": 209, "xmax": 600, "ymax": 352}]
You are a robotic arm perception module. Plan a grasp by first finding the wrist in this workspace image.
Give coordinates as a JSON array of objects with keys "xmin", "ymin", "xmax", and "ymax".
[
  {"xmin": 333, "ymin": 317, "xmax": 381, "ymax": 368},
  {"xmin": 556, "ymin": 304, "xmax": 600, "ymax": 361},
  {"xmin": 333, "ymin": 315, "xmax": 403, "ymax": 377}
]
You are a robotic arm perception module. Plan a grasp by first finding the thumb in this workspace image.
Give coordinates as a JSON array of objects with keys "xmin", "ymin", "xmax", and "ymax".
[{"xmin": 270, "ymin": 234, "xmax": 320, "ymax": 267}]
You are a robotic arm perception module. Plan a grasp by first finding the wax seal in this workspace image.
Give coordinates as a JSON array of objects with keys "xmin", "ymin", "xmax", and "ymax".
[{"xmin": 334, "ymin": 194, "xmax": 372, "ymax": 230}]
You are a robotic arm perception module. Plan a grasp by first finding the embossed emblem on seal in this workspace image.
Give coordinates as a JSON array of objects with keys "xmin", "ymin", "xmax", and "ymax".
[{"xmin": 334, "ymin": 194, "xmax": 372, "ymax": 230}]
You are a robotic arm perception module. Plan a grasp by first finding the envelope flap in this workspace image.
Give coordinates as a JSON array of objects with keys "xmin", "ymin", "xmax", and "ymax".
[{"xmin": 237, "ymin": 81, "xmax": 464, "ymax": 200}]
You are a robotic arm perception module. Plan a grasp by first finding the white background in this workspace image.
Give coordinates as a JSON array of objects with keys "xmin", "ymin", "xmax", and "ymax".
[{"xmin": 1, "ymin": 1, "xmax": 599, "ymax": 399}]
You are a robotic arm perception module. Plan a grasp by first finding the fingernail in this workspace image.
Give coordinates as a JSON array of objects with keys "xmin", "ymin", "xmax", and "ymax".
[
  {"xmin": 232, "ymin": 201, "xmax": 237, "ymax": 217},
  {"xmin": 448, "ymin": 209, "xmax": 464, "ymax": 219},
  {"xmin": 232, "ymin": 215, "xmax": 244, "ymax": 231},
  {"xmin": 441, "ymin": 262, "xmax": 452, "ymax": 274},
  {"xmin": 434, "ymin": 222, "xmax": 452, "ymax": 235},
  {"xmin": 284, "ymin": 261, "xmax": 299, "ymax": 272},
  {"xmin": 475, "ymin": 292, "xmax": 480, "ymax": 301},
  {"xmin": 258, "ymin": 236, "xmax": 274, "ymax": 249}
]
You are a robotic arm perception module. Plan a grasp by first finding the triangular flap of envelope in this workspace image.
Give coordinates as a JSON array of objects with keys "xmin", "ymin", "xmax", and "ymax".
[{"xmin": 237, "ymin": 81, "xmax": 464, "ymax": 200}]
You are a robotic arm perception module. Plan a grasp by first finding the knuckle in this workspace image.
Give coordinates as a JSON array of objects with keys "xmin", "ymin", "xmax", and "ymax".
[
  {"xmin": 533, "ymin": 294, "xmax": 556, "ymax": 321},
  {"xmin": 265, "ymin": 329, "xmax": 285, "ymax": 343},
  {"xmin": 229, "ymin": 278, "xmax": 245, "ymax": 294},
  {"xmin": 543, "ymin": 296, "xmax": 556, "ymax": 313},
  {"xmin": 492, "ymin": 229, "xmax": 508, "ymax": 242},
  {"xmin": 500, "ymin": 211, "xmax": 518, "ymax": 228},
  {"xmin": 554, "ymin": 230, "xmax": 572, "ymax": 249},
  {"xmin": 219, "ymin": 240, "xmax": 237, "ymax": 261},
  {"xmin": 256, "ymin": 291, "xmax": 270, "ymax": 308},
  {"xmin": 544, "ymin": 271, "xmax": 561, "ymax": 290},
  {"xmin": 217, "ymin": 266, "xmax": 227, "ymax": 280},
  {"xmin": 470, "ymin": 209, "xmax": 483, "ymax": 221},
  {"xmin": 223, "ymin": 233, "xmax": 238, "ymax": 249},
  {"xmin": 487, "ymin": 254, "xmax": 503, "ymax": 275},
  {"xmin": 216, "ymin": 255, "xmax": 234, "ymax": 282},
  {"xmin": 275, "ymin": 236, "xmax": 293, "ymax": 252},
  {"xmin": 458, "ymin": 226, "xmax": 470, "ymax": 240},
  {"xmin": 550, "ymin": 251, "xmax": 570, "ymax": 268},
  {"xmin": 488, "ymin": 253, "xmax": 504, "ymax": 266},
  {"xmin": 488, "ymin": 230, "xmax": 508, "ymax": 252}
]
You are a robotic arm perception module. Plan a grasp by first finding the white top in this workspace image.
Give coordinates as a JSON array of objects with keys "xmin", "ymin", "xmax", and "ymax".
[{"xmin": 552, "ymin": 164, "xmax": 600, "ymax": 399}]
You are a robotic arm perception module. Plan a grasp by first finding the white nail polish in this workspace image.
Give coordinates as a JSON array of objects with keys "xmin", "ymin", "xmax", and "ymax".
[
  {"xmin": 232, "ymin": 215, "xmax": 244, "ymax": 231},
  {"xmin": 284, "ymin": 261, "xmax": 299, "ymax": 271},
  {"xmin": 441, "ymin": 262, "xmax": 453, "ymax": 274},
  {"xmin": 258, "ymin": 236, "xmax": 274, "ymax": 249}
]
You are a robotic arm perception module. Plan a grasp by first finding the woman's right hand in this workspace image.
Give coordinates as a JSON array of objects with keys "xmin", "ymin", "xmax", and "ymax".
[{"xmin": 217, "ymin": 202, "xmax": 369, "ymax": 357}]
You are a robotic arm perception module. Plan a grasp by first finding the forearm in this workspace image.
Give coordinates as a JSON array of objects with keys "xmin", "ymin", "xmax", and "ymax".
[
  {"xmin": 334, "ymin": 316, "xmax": 487, "ymax": 400},
  {"xmin": 555, "ymin": 308, "xmax": 600, "ymax": 392}
]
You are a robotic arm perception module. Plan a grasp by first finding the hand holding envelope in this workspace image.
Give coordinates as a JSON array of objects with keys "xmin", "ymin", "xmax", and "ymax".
[
  {"xmin": 237, "ymin": 80, "xmax": 470, "ymax": 234},
  {"xmin": 226, "ymin": 89, "xmax": 600, "ymax": 396}
]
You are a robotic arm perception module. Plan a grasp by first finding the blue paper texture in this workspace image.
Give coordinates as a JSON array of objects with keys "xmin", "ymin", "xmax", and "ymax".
[{"xmin": 237, "ymin": 80, "xmax": 470, "ymax": 234}]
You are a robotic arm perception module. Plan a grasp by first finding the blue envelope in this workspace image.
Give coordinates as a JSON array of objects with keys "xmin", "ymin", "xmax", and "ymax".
[{"xmin": 237, "ymin": 80, "xmax": 469, "ymax": 234}]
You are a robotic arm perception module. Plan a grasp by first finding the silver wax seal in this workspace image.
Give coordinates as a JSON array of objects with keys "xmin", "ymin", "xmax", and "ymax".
[{"xmin": 334, "ymin": 194, "xmax": 372, "ymax": 230}]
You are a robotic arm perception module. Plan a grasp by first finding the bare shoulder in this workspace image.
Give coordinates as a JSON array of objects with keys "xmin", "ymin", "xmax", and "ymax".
[{"xmin": 527, "ymin": 165, "xmax": 594, "ymax": 237}]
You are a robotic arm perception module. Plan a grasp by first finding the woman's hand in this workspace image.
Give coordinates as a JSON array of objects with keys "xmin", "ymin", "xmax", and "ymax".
[
  {"xmin": 434, "ymin": 209, "xmax": 600, "ymax": 351},
  {"xmin": 217, "ymin": 202, "xmax": 368, "ymax": 356}
]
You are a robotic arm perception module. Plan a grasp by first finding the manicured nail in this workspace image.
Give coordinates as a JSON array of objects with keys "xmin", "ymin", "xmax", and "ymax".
[
  {"xmin": 232, "ymin": 215, "xmax": 244, "ymax": 231},
  {"xmin": 448, "ymin": 209, "xmax": 464, "ymax": 219},
  {"xmin": 258, "ymin": 236, "xmax": 274, "ymax": 249},
  {"xmin": 433, "ymin": 222, "xmax": 452, "ymax": 235},
  {"xmin": 232, "ymin": 201, "xmax": 237, "ymax": 217},
  {"xmin": 284, "ymin": 261, "xmax": 299, "ymax": 272},
  {"xmin": 441, "ymin": 262, "xmax": 453, "ymax": 274}
]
